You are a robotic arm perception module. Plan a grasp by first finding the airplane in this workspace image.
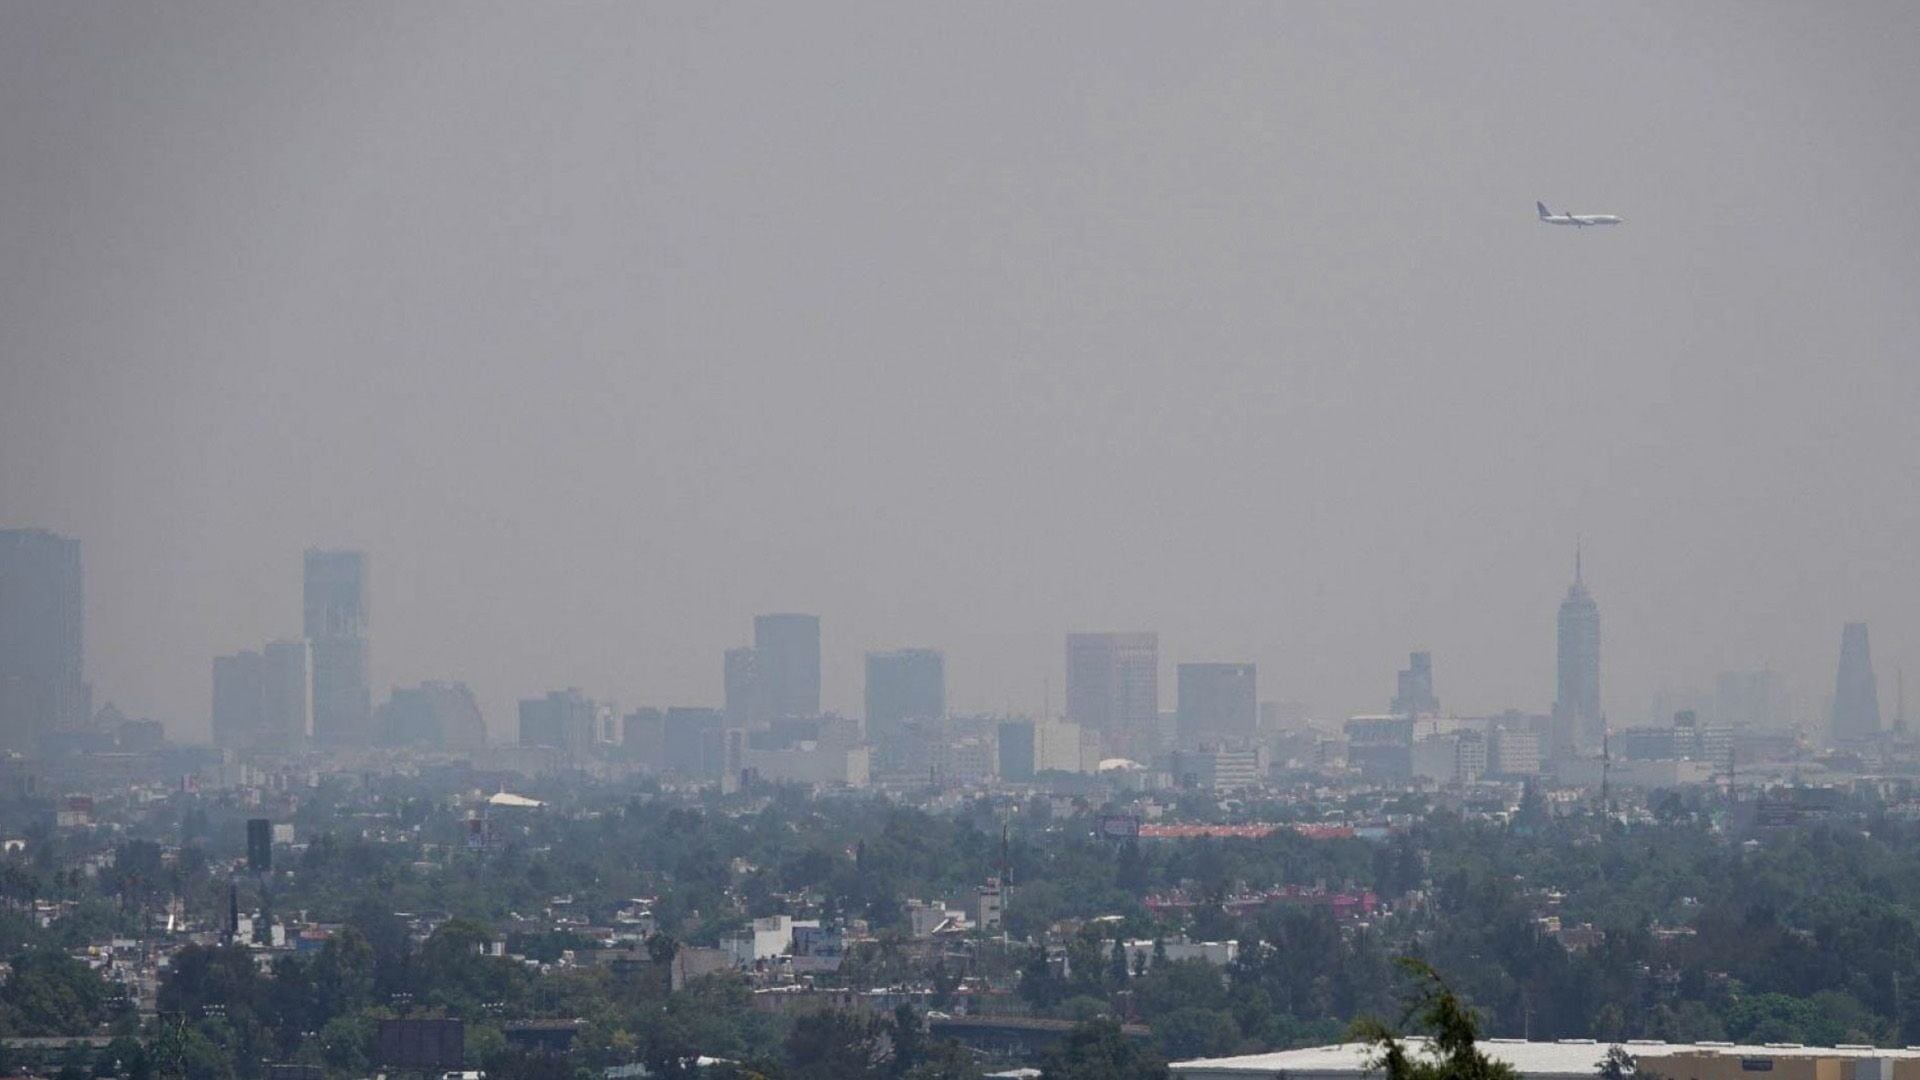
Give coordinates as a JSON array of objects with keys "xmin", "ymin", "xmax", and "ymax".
[{"xmin": 1537, "ymin": 201, "xmax": 1622, "ymax": 227}]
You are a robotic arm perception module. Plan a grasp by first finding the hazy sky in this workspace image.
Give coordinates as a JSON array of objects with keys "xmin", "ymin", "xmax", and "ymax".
[{"xmin": 5, "ymin": 2, "xmax": 1918, "ymax": 741}]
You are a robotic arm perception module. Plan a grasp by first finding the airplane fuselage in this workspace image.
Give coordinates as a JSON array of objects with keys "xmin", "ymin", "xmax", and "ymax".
[{"xmin": 1537, "ymin": 201, "xmax": 1622, "ymax": 227}]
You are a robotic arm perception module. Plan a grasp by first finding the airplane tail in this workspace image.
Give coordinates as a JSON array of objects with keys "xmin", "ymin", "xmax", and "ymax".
[{"xmin": 1536, "ymin": 201, "xmax": 1551, "ymax": 219}]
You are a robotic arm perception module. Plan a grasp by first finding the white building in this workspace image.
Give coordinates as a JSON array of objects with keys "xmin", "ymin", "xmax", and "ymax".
[
  {"xmin": 741, "ymin": 743, "xmax": 870, "ymax": 787},
  {"xmin": 720, "ymin": 914, "xmax": 820, "ymax": 968},
  {"xmin": 1123, "ymin": 938, "xmax": 1237, "ymax": 970}
]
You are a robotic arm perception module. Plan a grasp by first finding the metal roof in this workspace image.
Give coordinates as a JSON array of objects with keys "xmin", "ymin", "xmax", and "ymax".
[{"xmin": 1172, "ymin": 1039, "xmax": 1920, "ymax": 1080}]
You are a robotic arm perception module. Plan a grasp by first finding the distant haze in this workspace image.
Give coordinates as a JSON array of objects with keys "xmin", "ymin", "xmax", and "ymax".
[{"xmin": 4, "ymin": 3, "xmax": 1917, "ymax": 740}]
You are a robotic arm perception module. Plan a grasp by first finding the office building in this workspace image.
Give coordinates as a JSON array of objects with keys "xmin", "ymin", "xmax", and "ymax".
[
  {"xmin": 999, "ymin": 716, "xmax": 1086, "ymax": 777},
  {"xmin": 260, "ymin": 640, "xmax": 311, "ymax": 747},
  {"xmin": 380, "ymin": 682, "xmax": 485, "ymax": 749},
  {"xmin": 211, "ymin": 651, "xmax": 267, "ymax": 750},
  {"xmin": 623, "ymin": 707, "xmax": 665, "ymax": 766},
  {"xmin": 662, "ymin": 706, "xmax": 728, "ymax": 778},
  {"xmin": 865, "ymin": 648, "xmax": 945, "ymax": 746},
  {"xmin": 753, "ymin": 614, "xmax": 821, "ymax": 720},
  {"xmin": 1260, "ymin": 700, "xmax": 1309, "ymax": 733},
  {"xmin": 1551, "ymin": 549, "xmax": 1602, "ymax": 758},
  {"xmin": 1617, "ymin": 710, "xmax": 1732, "ymax": 764},
  {"xmin": 304, "ymin": 550, "xmax": 370, "ymax": 745},
  {"xmin": 1176, "ymin": 663, "xmax": 1257, "ymax": 749},
  {"xmin": 998, "ymin": 720, "xmax": 1037, "ymax": 781},
  {"xmin": 1411, "ymin": 730, "xmax": 1485, "ymax": 786},
  {"xmin": 1170, "ymin": 746, "xmax": 1267, "ymax": 791},
  {"xmin": 1344, "ymin": 715, "xmax": 1414, "ymax": 780},
  {"xmin": 1488, "ymin": 726, "xmax": 1542, "ymax": 777},
  {"xmin": 724, "ymin": 647, "xmax": 768, "ymax": 727},
  {"xmin": 1066, "ymin": 632, "xmax": 1159, "ymax": 758},
  {"xmin": 1391, "ymin": 652, "xmax": 1440, "ymax": 716},
  {"xmin": 1833, "ymin": 622, "xmax": 1881, "ymax": 742},
  {"xmin": 741, "ymin": 743, "xmax": 871, "ymax": 787},
  {"xmin": 0, "ymin": 529, "xmax": 86, "ymax": 752},
  {"xmin": 214, "ymin": 640, "xmax": 311, "ymax": 751},
  {"xmin": 518, "ymin": 689, "xmax": 596, "ymax": 757}
]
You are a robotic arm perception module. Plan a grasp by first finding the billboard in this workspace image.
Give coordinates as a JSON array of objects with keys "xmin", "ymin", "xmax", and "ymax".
[
  {"xmin": 376, "ymin": 1018, "xmax": 465, "ymax": 1070},
  {"xmin": 1099, "ymin": 814, "xmax": 1141, "ymax": 840}
]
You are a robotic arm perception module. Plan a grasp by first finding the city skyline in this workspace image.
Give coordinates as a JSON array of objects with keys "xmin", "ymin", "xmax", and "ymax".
[
  {"xmin": 0, "ymin": 526, "xmax": 1904, "ymax": 745},
  {"xmin": 3, "ymin": 5, "xmax": 1917, "ymax": 741}
]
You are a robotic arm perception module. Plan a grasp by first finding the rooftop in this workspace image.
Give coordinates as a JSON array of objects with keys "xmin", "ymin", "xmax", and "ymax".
[{"xmin": 1171, "ymin": 1039, "xmax": 1920, "ymax": 1080}]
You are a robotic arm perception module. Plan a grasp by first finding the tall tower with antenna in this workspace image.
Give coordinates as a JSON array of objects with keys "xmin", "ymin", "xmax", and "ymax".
[{"xmin": 1552, "ymin": 543, "xmax": 1603, "ymax": 759}]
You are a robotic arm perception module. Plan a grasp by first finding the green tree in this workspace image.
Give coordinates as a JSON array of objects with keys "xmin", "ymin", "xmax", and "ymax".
[
  {"xmin": 1352, "ymin": 960, "xmax": 1516, "ymax": 1080},
  {"xmin": 1153, "ymin": 1007, "xmax": 1240, "ymax": 1060},
  {"xmin": 0, "ymin": 950, "xmax": 114, "ymax": 1034},
  {"xmin": 1038, "ymin": 1018, "xmax": 1167, "ymax": 1080},
  {"xmin": 783, "ymin": 1008, "xmax": 890, "ymax": 1080},
  {"xmin": 311, "ymin": 927, "xmax": 376, "ymax": 1020},
  {"xmin": 1598, "ymin": 1046, "xmax": 1667, "ymax": 1080}
]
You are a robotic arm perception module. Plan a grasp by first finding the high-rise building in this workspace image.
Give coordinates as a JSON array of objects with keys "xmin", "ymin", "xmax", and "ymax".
[
  {"xmin": 995, "ymin": 716, "xmax": 1085, "ymax": 779},
  {"xmin": 1833, "ymin": 622, "xmax": 1881, "ymax": 742},
  {"xmin": 304, "ymin": 550, "xmax": 370, "ymax": 745},
  {"xmin": 865, "ymin": 648, "xmax": 946, "ymax": 746},
  {"xmin": 1391, "ymin": 652, "xmax": 1440, "ymax": 717},
  {"xmin": 754, "ymin": 614, "xmax": 821, "ymax": 720},
  {"xmin": 724, "ymin": 646, "xmax": 768, "ymax": 727},
  {"xmin": 518, "ymin": 688, "xmax": 596, "ymax": 757},
  {"xmin": 379, "ymin": 682, "xmax": 485, "ymax": 749},
  {"xmin": 211, "ymin": 650, "xmax": 267, "ymax": 749},
  {"xmin": 997, "ymin": 719, "xmax": 1037, "ymax": 781},
  {"xmin": 1066, "ymin": 632, "xmax": 1159, "ymax": 759},
  {"xmin": 260, "ymin": 640, "xmax": 311, "ymax": 748},
  {"xmin": 0, "ymin": 529, "xmax": 86, "ymax": 752},
  {"xmin": 215, "ymin": 640, "xmax": 311, "ymax": 751},
  {"xmin": 1176, "ymin": 663, "xmax": 1257, "ymax": 749},
  {"xmin": 623, "ymin": 707, "xmax": 665, "ymax": 767},
  {"xmin": 1551, "ymin": 549, "xmax": 1602, "ymax": 758},
  {"xmin": 1488, "ymin": 727, "xmax": 1542, "ymax": 777},
  {"xmin": 662, "ymin": 706, "xmax": 727, "ymax": 778}
]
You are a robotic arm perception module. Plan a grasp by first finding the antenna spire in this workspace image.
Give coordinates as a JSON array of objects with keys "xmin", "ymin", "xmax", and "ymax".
[{"xmin": 1575, "ymin": 537, "xmax": 1584, "ymax": 585}]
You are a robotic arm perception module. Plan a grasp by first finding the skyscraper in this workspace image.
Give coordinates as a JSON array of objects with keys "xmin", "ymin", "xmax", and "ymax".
[
  {"xmin": 213, "ymin": 640, "xmax": 308, "ymax": 751},
  {"xmin": 1833, "ymin": 622, "xmax": 1881, "ymax": 742},
  {"xmin": 260, "ymin": 639, "xmax": 312, "ymax": 748},
  {"xmin": 304, "ymin": 550, "xmax": 370, "ymax": 746},
  {"xmin": 211, "ymin": 650, "xmax": 266, "ymax": 749},
  {"xmin": 380, "ymin": 681, "xmax": 485, "ymax": 749},
  {"xmin": 865, "ymin": 648, "xmax": 946, "ymax": 745},
  {"xmin": 754, "ymin": 614, "xmax": 821, "ymax": 719},
  {"xmin": 1391, "ymin": 651, "xmax": 1440, "ymax": 716},
  {"xmin": 1066, "ymin": 632, "xmax": 1159, "ymax": 759},
  {"xmin": 0, "ymin": 529, "xmax": 86, "ymax": 752},
  {"xmin": 724, "ymin": 646, "xmax": 768, "ymax": 727},
  {"xmin": 1551, "ymin": 549, "xmax": 1602, "ymax": 758},
  {"xmin": 662, "ymin": 706, "xmax": 727, "ymax": 778},
  {"xmin": 213, "ymin": 639, "xmax": 311, "ymax": 751},
  {"xmin": 518, "ymin": 688, "xmax": 596, "ymax": 757},
  {"xmin": 1176, "ymin": 663, "xmax": 1257, "ymax": 749}
]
